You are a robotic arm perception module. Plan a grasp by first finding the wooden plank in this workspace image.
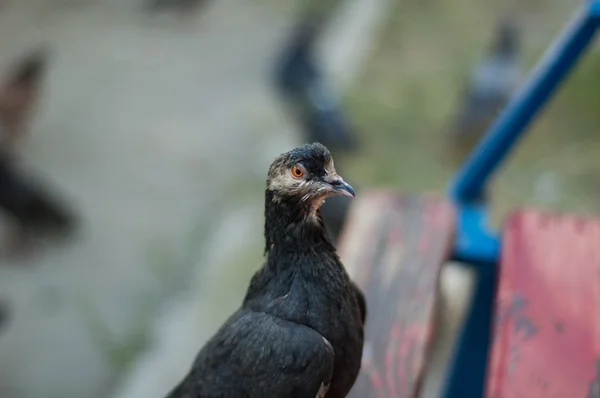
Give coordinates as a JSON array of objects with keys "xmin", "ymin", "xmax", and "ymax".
[
  {"xmin": 487, "ymin": 210, "xmax": 600, "ymax": 398},
  {"xmin": 337, "ymin": 191, "xmax": 455, "ymax": 398}
]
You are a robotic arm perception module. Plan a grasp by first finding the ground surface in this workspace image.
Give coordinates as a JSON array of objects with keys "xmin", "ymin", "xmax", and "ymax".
[{"xmin": 0, "ymin": 1, "xmax": 299, "ymax": 397}]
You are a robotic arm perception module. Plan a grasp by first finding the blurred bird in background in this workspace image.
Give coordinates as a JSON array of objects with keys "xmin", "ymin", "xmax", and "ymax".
[
  {"xmin": 448, "ymin": 17, "xmax": 522, "ymax": 162},
  {"xmin": 273, "ymin": 14, "xmax": 358, "ymax": 154},
  {"xmin": 273, "ymin": 13, "xmax": 360, "ymax": 243},
  {"xmin": 0, "ymin": 48, "xmax": 78, "ymax": 258}
]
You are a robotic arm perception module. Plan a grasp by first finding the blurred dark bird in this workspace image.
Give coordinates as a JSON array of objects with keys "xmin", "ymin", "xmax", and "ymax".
[
  {"xmin": 0, "ymin": 48, "xmax": 47, "ymax": 156},
  {"xmin": 449, "ymin": 18, "xmax": 522, "ymax": 161},
  {"xmin": 167, "ymin": 143, "xmax": 365, "ymax": 398},
  {"xmin": 0, "ymin": 48, "xmax": 77, "ymax": 256},
  {"xmin": 274, "ymin": 17, "xmax": 358, "ymax": 154},
  {"xmin": 0, "ymin": 153, "xmax": 77, "ymax": 256}
]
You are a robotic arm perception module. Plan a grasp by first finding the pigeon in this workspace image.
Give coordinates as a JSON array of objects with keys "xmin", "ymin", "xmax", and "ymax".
[
  {"xmin": 0, "ymin": 49, "xmax": 78, "ymax": 257},
  {"xmin": 449, "ymin": 18, "xmax": 522, "ymax": 161},
  {"xmin": 167, "ymin": 143, "xmax": 365, "ymax": 398},
  {"xmin": 274, "ymin": 16, "xmax": 358, "ymax": 154}
]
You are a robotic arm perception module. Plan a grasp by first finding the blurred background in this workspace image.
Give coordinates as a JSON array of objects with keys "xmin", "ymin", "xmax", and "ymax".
[{"xmin": 0, "ymin": 0, "xmax": 598, "ymax": 397}]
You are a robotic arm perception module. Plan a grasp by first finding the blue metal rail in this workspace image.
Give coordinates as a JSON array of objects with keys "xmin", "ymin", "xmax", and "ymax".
[
  {"xmin": 444, "ymin": 2, "xmax": 600, "ymax": 397},
  {"xmin": 449, "ymin": 1, "xmax": 600, "ymax": 265}
]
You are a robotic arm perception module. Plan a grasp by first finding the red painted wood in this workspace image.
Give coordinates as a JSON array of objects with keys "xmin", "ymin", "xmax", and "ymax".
[
  {"xmin": 337, "ymin": 191, "xmax": 455, "ymax": 398},
  {"xmin": 487, "ymin": 210, "xmax": 600, "ymax": 398}
]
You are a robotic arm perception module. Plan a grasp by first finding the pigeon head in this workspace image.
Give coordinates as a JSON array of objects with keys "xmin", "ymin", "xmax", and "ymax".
[
  {"xmin": 494, "ymin": 18, "xmax": 520, "ymax": 56},
  {"xmin": 266, "ymin": 143, "xmax": 354, "ymax": 216}
]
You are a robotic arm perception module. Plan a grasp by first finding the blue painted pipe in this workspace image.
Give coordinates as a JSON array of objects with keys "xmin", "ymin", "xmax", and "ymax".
[
  {"xmin": 443, "ymin": 5, "xmax": 600, "ymax": 398},
  {"xmin": 450, "ymin": 2, "xmax": 600, "ymax": 204}
]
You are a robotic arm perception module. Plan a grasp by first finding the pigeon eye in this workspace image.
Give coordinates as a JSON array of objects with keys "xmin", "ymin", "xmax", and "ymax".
[{"xmin": 291, "ymin": 165, "xmax": 305, "ymax": 179}]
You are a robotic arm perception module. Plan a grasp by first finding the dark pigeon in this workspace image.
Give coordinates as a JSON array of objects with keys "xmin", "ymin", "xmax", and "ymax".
[
  {"xmin": 166, "ymin": 143, "xmax": 365, "ymax": 398},
  {"xmin": 274, "ymin": 17, "xmax": 358, "ymax": 154},
  {"xmin": 449, "ymin": 18, "xmax": 522, "ymax": 161},
  {"xmin": 0, "ymin": 49, "xmax": 78, "ymax": 257}
]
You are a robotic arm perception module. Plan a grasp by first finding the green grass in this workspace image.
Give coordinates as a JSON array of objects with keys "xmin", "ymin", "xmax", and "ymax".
[{"xmin": 341, "ymin": 0, "xmax": 600, "ymax": 225}]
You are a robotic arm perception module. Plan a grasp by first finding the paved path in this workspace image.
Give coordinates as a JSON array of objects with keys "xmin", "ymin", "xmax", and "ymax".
[{"xmin": 0, "ymin": 1, "xmax": 298, "ymax": 397}]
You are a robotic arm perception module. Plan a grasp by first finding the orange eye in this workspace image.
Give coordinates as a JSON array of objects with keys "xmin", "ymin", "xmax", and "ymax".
[{"xmin": 291, "ymin": 165, "xmax": 305, "ymax": 178}]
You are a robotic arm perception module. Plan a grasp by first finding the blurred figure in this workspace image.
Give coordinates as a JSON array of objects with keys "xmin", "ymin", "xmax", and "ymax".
[
  {"xmin": 273, "ymin": 14, "xmax": 358, "ymax": 154},
  {"xmin": 0, "ymin": 48, "xmax": 47, "ymax": 157},
  {"xmin": 448, "ymin": 17, "xmax": 522, "ymax": 162},
  {"xmin": 0, "ymin": 49, "xmax": 77, "ymax": 259}
]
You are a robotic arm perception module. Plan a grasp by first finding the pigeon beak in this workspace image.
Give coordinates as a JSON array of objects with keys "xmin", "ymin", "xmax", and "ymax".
[{"xmin": 324, "ymin": 175, "xmax": 355, "ymax": 198}]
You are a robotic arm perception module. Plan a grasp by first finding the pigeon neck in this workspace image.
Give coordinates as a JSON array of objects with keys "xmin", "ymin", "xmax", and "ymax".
[{"xmin": 263, "ymin": 189, "xmax": 333, "ymax": 255}]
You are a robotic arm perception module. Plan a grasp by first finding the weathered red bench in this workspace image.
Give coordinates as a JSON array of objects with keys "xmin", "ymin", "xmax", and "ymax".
[
  {"xmin": 335, "ymin": 3, "xmax": 600, "ymax": 397},
  {"xmin": 486, "ymin": 210, "xmax": 600, "ymax": 398},
  {"xmin": 338, "ymin": 193, "xmax": 600, "ymax": 398},
  {"xmin": 337, "ymin": 191, "xmax": 455, "ymax": 398}
]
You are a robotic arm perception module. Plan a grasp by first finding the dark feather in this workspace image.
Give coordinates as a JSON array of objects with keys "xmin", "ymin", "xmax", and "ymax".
[{"xmin": 449, "ymin": 18, "xmax": 522, "ymax": 160}]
